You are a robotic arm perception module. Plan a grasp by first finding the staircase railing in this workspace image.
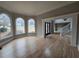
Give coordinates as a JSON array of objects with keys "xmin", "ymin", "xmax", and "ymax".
[{"xmin": 60, "ymin": 23, "xmax": 71, "ymax": 37}]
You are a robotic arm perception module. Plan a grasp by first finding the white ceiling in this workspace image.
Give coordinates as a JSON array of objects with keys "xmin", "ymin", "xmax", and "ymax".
[{"xmin": 0, "ymin": 1, "xmax": 76, "ymax": 16}]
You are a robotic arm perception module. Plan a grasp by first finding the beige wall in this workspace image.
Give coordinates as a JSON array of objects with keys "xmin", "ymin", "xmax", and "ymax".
[{"xmin": 35, "ymin": 17, "xmax": 43, "ymax": 37}]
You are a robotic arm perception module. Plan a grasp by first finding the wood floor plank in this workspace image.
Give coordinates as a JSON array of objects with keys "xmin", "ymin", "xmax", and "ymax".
[{"xmin": 0, "ymin": 35, "xmax": 79, "ymax": 58}]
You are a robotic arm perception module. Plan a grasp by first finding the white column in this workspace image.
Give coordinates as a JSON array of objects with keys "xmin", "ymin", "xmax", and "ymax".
[{"xmin": 71, "ymin": 15, "xmax": 77, "ymax": 47}]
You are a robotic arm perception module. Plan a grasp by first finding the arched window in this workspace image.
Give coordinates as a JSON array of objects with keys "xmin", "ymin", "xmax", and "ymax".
[
  {"xmin": 28, "ymin": 18, "xmax": 35, "ymax": 33},
  {"xmin": 0, "ymin": 13, "xmax": 12, "ymax": 40},
  {"xmin": 16, "ymin": 17, "xmax": 25, "ymax": 35}
]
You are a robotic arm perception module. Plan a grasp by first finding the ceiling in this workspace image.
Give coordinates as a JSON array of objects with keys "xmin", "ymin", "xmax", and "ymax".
[{"xmin": 0, "ymin": 1, "xmax": 76, "ymax": 16}]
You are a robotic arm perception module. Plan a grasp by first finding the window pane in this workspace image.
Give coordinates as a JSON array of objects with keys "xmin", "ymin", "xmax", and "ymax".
[
  {"xmin": 28, "ymin": 19, "xmax": 35, "ymax": 33},
  {"xmin": 46, "ymin": 23, "xmax": 48, "ymax": 34},
  {"xmin": 48, "ymin": 23, "xmax": 49, "ymax": 33},
  {"xmin": 16, "ymin": 18, "xmax": 25, "ymax": 35},
  {"xmin": 0, "ymin": 13, "xmax": 12, "ymax": 40}
]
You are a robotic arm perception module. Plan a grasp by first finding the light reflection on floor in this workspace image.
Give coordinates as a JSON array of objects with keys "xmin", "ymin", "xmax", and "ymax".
[{"xmin": 0, "ymin": 36, "xmax": 79, "ymax": 58}]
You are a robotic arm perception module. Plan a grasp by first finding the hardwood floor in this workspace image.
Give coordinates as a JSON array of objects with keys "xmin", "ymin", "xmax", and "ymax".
[{"xmin": 0, "ymin": 35, "xmax": 79, "ymax": 58}]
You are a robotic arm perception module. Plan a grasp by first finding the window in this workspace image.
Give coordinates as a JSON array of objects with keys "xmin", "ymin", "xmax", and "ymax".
[
  {"xmin": 46, "ymin": 23, "xmax": 48, "ymax": 34},
  {"xmin": 45, "ymin": 22, "xmax": 50, "ymax": 35},
  {"xmin": 28, "ymin": 18, "xmax": 35, "ymax": 33},
  {"xmin": 0, "ymin": 13, "xmax": 12, "ymax": 40},
  {"xmin": 16, "ymin": 17, "xmax": 25, "ymax": 35}
]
